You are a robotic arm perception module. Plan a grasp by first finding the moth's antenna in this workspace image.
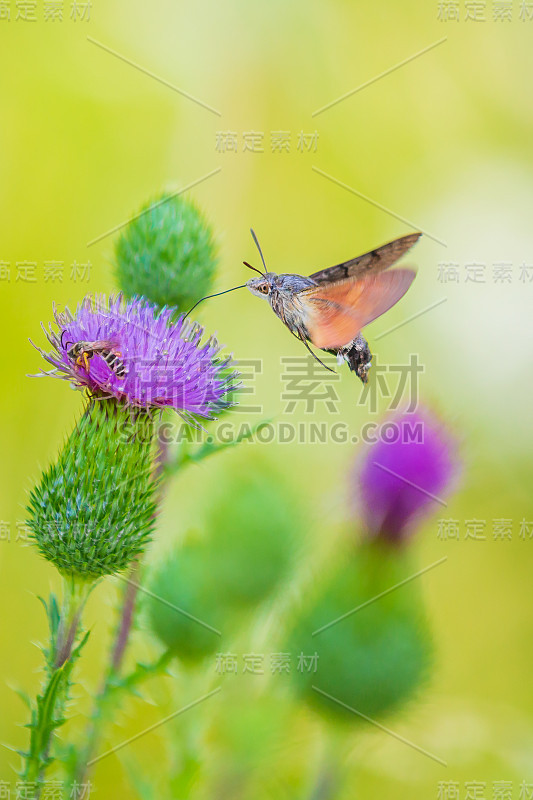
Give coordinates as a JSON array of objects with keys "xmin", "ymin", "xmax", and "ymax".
[
  {"xmin": 184, "ymin": 285, "xmax": 247, "ymax": 319},
  {"xmin": 243, "ymin": 261, "xmax": 263, "ymax": 276},
  {"xmin": 250, "ymin": 228, "xmax": 268, "ymax": 274}
]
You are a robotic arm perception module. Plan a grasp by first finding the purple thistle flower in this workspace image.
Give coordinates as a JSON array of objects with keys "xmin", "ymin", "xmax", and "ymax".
[
  {"xmin": 32, "ymin": 294, "xmax": 238, "ymax": 421},
  {"xmin": 352, "ymin": 407, "xmax": 459, "ymax": 544}
]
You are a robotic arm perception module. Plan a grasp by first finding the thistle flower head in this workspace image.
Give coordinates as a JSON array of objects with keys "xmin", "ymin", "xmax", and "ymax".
[
  {"xmin": 33, "ymin": 294, "xmax": 237, "ymax": 421},
  {"xmin": 353, "ymin": 407, "xmax": 459, "ymax": 544}
]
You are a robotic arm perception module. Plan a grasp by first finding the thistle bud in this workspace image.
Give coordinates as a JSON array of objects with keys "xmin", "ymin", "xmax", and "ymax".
[
  {"xmin": 114, "ymin": 194, "xmax": 217, "ymax": 312},
  {"xmin": 286, "ymin": 542, "xmax": 433, "ymax": 723},
  {"xmin": 205, "ymin": 469, "xmax": 300, "ymax": 606},
  {"xmin": 27, "ymin": 399, "xmax": 157, "ymax": 580},
  {"xmin": 145, "ymin": 466, "xmax": 301, "ymax": 662},
  {"xmin": 145, "ymin": 540, "xmax": 229, "ymax": 663}
]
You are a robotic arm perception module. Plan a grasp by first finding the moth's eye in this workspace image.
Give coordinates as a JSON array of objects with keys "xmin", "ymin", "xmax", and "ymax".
[{"xmin": 261, "ymin": 286, "xmax": 269, "ymax": 294}]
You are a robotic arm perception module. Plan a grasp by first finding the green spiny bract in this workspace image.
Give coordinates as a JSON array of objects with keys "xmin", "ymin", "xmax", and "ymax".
[
  {"xmin": 114, "ymin": 194, "xmax": 217, "ymax": 312},
  {"xmin": 27, "ymin": 399, "xmax": 158, "ymax": 580}
]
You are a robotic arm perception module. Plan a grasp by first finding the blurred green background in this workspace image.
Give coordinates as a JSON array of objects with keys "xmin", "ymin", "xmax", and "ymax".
[{"xmin": 1, "ymin": 1, "xmax": 533, "ymax": 797}]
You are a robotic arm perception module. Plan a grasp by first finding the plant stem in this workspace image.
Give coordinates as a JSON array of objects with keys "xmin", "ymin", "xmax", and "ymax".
[
  {"xmin": 54, "ymin": 576, "xmax": 89, "ymax": 668},
  {"xmin": 109, "ymin": 434, "xmax": 169, "ymax": 675},
  {"xmin": 110, "ymin": 434, "xmax": 169, "ymax": 672},
  {"xmin": 307, "ymin": 732, "xmax": 347, "ymax": 800},
  {"xmin": 110, "ymin": 560, "xmax": 141, "ymax": 673},
  {"xmin": 23, "ymin": 575, "xmax": 92, "ymax": 792}
]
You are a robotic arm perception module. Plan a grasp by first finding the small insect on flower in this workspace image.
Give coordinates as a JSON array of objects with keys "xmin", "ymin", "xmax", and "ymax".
[
  {"xmin": 61, "ymin": 331, "xmax": 127, "ymax": 379},
  {"xmin": 32, "ymin": 294, "xmax": 238, "ymax": 422}
]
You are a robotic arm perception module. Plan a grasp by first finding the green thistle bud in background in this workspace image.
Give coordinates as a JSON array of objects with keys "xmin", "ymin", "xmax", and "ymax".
[
  {"xmin": 145, "ymin": 463, "xmax": 302, "ymax": 662},
  {"xmin": 145, "ymin": 540, "xmax": 230, "ymax": 663},
  {"xmin": 205, "ymin": 467, "xmax": 300, "ymax": 606},
  {"xmin": 114, "ymin": 193, "xmax": 217, "ymax": 312},
  {"xmin": 27, "ymin": 399, "xmax": 158, "ymax": 580},
  {"xmin": 286, "ymin": 541, "xmax": 433, "ymax": 723}
]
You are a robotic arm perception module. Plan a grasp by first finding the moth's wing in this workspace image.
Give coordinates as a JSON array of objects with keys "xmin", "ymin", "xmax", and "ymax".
[
  {"xmin": 300, "ymin": 268, "xmax": 416, "ymax": 349},
  {"xmin": 308, "ymin": 233, "xmax": 421, "ymax": 284}
]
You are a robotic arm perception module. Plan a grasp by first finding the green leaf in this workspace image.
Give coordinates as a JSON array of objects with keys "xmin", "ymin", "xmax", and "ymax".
[
  {"xmin": 165, "ymin": 418, "xmax": 273, "ymax": 476},
  {"xmin": 21, "ymin": 588, "xmax": 92, "ymax": 786}
]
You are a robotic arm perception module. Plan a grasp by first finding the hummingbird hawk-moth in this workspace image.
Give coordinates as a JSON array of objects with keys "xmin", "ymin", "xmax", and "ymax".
[
  {"xmin": 187, "ymin": 230, "xmax": 420, "ymax": 384},
  {"xmin": 243, "ymin": 229, "xmax": 420, "ymax": 383}
]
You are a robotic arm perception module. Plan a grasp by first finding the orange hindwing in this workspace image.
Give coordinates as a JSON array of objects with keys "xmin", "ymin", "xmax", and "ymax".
[{"xmin": 300, "ymin": 268, "xmax": 416, "ymax": 349}]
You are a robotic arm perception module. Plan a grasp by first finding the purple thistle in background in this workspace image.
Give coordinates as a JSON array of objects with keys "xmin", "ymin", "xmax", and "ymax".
[
  {"xmin": 33, "ymin": 294, "xmax": 238, "ymax": 421},
  {"xmin": 352, "ymin": 407, "xmax": 459, "ymax": 543}
]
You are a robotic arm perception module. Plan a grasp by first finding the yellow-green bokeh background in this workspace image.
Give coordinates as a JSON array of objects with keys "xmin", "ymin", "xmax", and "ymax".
[{"xmin": 1, "ymin": 1, "xmax": 533, "ymax": 797}]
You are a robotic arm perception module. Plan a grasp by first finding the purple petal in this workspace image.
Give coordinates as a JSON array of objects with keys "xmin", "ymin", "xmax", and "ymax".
[
  {"xmin": 353, "ymin": 408, "xmax": 459, "ymax": 543},
  {"xmin": 33, "ymin": 294, "xmax": 238, "ymax": 420}
]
